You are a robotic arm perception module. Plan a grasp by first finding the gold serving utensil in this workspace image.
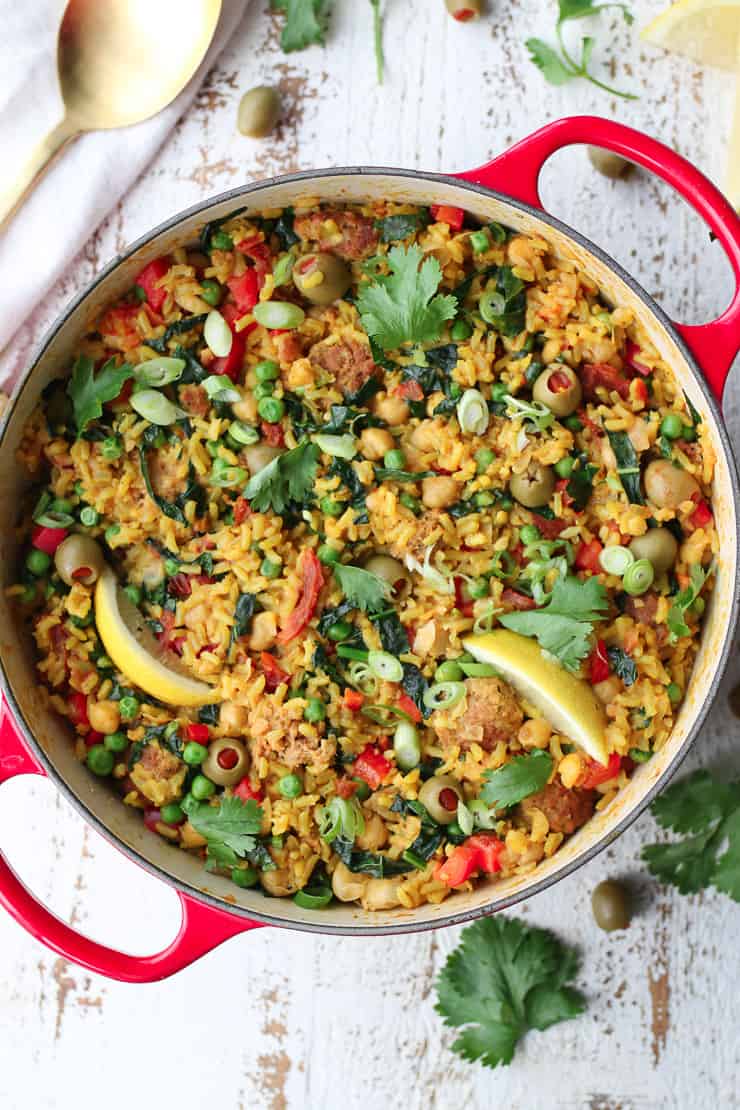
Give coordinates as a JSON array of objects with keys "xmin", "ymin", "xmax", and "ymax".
[{"xmin": 0, "ymin": 0, "xmax": 222, "ymax": 231}]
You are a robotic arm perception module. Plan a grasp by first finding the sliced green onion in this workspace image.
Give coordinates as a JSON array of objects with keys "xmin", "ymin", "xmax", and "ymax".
[
  {"xmin": 456, "ymin": 388, "xmax": 489, "ymax": 436},
  {"xmin": 210, "ymin": 458, "xmax": 248, "ymax": 488},
  {"xmin": 489, "ymin": 550, "xmax": 517, "ymax": 580},
  {"xmin": 133, "ymin": 356, "xmax": 186, "ymax": 388},
  {"xmin": 404, "ymin": 544, "xmax": 453, "ymax": 595},
  {"xmin": 313, "ymin": 433, "xmax": 357, "ymax": 459},
  {"xmin": 293, "ymin": 885, "xmax": 333, "ymax": 909},
  {"xmin": 34, "ymin": 510, "xmax": 75, "ymax": 529},
  {"xmin": 393, "ymin": 720, "xmax": 421, "ymax": 770},
  {"xmin": 457, "ymin": 799, "xmax": 474, "ymax": 836},
  {"xmin": 599, "ymin": 545, "xmax": 635, "ymax": 577},
  {"xmin": 348, "ymin": 660, "xmax": 378, "ymax": 697},
  {"xmin": 473, "ymin": 603, "xmax": 501, "ymax": 635},
  {"xmin": 336, "ymin": 645, "xmax": 369, "ymax": 661},
  {"xmin": 318, "ymin": 796, "xmax": 364, "ymax": 844},
  {"xmin": 130, "ymin": 389, "xmax": 186, "ymax": 426},
  {"xmin": 362, "ymin": 704, "xmax": 413, "ymax": 726},
  {"xmin": 272, "ymin": 252, "xmax": 295, "ymax": 288},
  {"xmin": 458, "ymin": 661, "xmax": 500, "ymax": 678},
  {"xmin": 32, "ymin": 491, "xmax": 52, "ymax": 522},
  {"xmin": 622, "ymin": 558, "xmax": 654, "ymax": 596},
  {"xmin": 423, "ymin": 681, "xmax": 466, "ymax": 711},
  {"xmin": 228, "ymin": 421, "xmax": 260, "ymax": 446},
  {"xmin": 204, "ymin": 309, "xmax": 233, "ymax": 357},
  {"xmin": 367, "ymin": 650, "xmax": 404, "ymax": 683},
  {"xmin": 253, "ymin": 301, "xmax": 306, "ymax": 330},
  {"xmin": 202, "ymin": 375, "xmax": 241, "ymax": 404},
  {"xmin": 402, "ymin": 848, "xmax": 428, "ymax": 871},
  {"xmin": 467, "ymin": 798, "xmax": 497, "ymax": 829}
]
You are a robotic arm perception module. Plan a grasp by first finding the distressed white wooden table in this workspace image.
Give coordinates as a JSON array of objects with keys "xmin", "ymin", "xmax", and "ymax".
[{"xmin": 1, "ymin": 3, "xmax": 739, "ymax": 1107}]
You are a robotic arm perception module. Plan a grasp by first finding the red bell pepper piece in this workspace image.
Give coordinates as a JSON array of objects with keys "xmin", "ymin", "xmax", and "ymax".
[
  {"xmin": 85, "ymin": 730, "xmax": 104, "ymax": 748},
  {"xmin": 581, "ymin": 362, "xmax": 630, "ymax": 400},
  {"xmin": 68, "ymin": 691, "xmax": 89, "ymax": 727},
  {"xmin": 580, "ymin": 752, "xmax": 622, "ymax": 790},
  {"xmin": 466, "ymin": 833, "xmax": 505, "ymax": 874},
  {"xmin": 530, "ymin": 513, "xmax": 565, "ymax": 539},
  {"xmin": 430, "ymin": 204, "xmax": 465, "ymax": 231},
  {"xmin": 335, "ymin": 776, "xmax": 359, "ymax": 799},
  {"xmin": 588, "ymin": 639, "xmax": 610, "ymax": 685},
  {"xmin": 435, "ymin": 833, "xmax": 504, "ymax": 887},
  {"xmin": 261, "ymin": 652, "xmax": 290, "ymax": 691},
  {"xmin": 277, "ymin": 549, "xmax": 324, "ymax": 644},
  {"xmin": 624, "ymin": 340, "xmax": 651, "ymax": 377},
  {"xmin": 690, "ymin": 498, "xmax": 713, "ymax": 529},
  {"xmin": 630, "ymin": 378, "xmax": 648, "ymax": 405},
  {"xmin": 227, "ymin": 268, "xmax": 260, "ymax": 314},
  {"xmin": 397, "ymin": 693, "xmax": 422, "ymax": 724},
  {"xmin": 395, "ymin": 379, "xmax": 424, "ymax": 401},
  {"xmin": 31, "ymin": 524, "xmax": 68, "ymax": 555},
  {"xmin": 353, "ymin": 745, "xmax": 393, "ymax": 790},
  {"xmin": 343, "ymin": 689, "xmax": 364, "ymax": 712},
  {"xmin": 236, "ymin": 239, "xmax": 272, "ymax": 278},
  {"xmin": 234, "ymin": 778, "xmax": 264, "ymax": 804},
  {"xmin": 211, "ymin": 303, "xmax": 249, "ymax": 382},
  {"xmin": 501, "ymin": 587, "xmax": 537, "ymax": 611},
  {"xmin": 185, "ymin": 723, "xmax": 210, "ymax": 743},
  {"xmin": 575, "ymin": 538, "xmax": 603, "ymax": 574},
  {"xmin": 454, "ymin": 576, "xmax": 474, "ymax": 617},
  {"xmin": 134, "ymin": 257, "xmax": 170, "ymax": 312},
  {"xmin": 233, "ymin": 496, "xmax": 251, "ymax": 525}
]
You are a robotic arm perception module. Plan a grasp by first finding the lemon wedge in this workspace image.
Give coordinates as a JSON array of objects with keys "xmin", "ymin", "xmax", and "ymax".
[
  {"xmin": 462, "ymin": 630, "xmax": 608, "ymax": 765},
  {"xmin": 94, "ymin": 568, "xmax": 216, "ymax": 707}
]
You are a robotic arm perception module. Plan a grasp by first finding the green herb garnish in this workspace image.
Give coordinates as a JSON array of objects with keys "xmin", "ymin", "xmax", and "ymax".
[
  {"xmin": 357, "ymin": 244, "xmax": 457, "ymax": 350},
  {"xmin": 526, "ymin": 0, "xmax": 636, "ymax": 100},
  {"xmin": 67, "ymin": 355, "xmax": 133, "ymax": 433},
  {"xmin": 243, "ymin": 440, "xmax": 319, "ymax": 514},
  {"xmin": 480, "ymin": 750, "xmax": 554, "ymax": 809},
  {"xmin": 332, "ymin": 563, "xmax": 392, "ymax": 612},
  {"xmin": 271, "ymin": 0, "xmax": 331, "ymax": 51},
  {"xmin": 182, "ymin": 795, "xmax": 264, "ymax": 869},
  {"xmin": 499, "ymin": 575, "xmax": 608, "ymax": 671}
]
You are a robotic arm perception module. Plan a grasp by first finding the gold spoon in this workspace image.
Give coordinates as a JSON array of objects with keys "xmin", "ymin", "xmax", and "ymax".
[{"xmin": 0, "ymin": 0, "xmax": 222, "ymax": 231}]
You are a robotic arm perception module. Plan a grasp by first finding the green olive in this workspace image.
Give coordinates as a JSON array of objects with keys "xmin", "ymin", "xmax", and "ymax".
[
  {"xmin": 591, "ymin": 879, "xmax": 631, "ymax": 932},
  {"xmin": 54, "ymin": 534, "xmax": 105, "ymax": 586},
  {"xmin": 445, "ymin": 0, "xmax": 482, "ymax": 19},
  {"xmin": 243, "ymin": 444, "xmax": 284, "ymax": 476},
  {"xmin": 644, "ymin": 459, "xmax": 700, "ymax": 510},
  {"xmin": 362, "ymin": 554, "xmax": 408, "ymax": 590},
  {"xmin": 532, "ymin": 364, "xmax": 583, "ymax": 417},
  {"xmin": 629, "ymin": 528, "xmax": 678, "ymax": 575},
  {"xmin": 237, "ymin": 86, "xmax": 281, "ymax": 139},
  {"xmin": 201, "ymin": 738, "xmax": 249, "ymax": 787},
  {"xmin": 293, "ymin": 253, "xmax": 352, "ymax": 306},
  {"xmin": 509, "ymin": 463, "xmax": 555, "ymax": 509},
  {"xmin": 587, "ymin": 147, "xmax": 631, "ymax": 179},
  {"xmin": 418, "ymin": 775, "xmax": 463, "ymax": 824}
]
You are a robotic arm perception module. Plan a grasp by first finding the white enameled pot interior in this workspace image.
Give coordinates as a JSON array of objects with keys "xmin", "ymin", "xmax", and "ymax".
[{"xmin": 0, "ymin": 171, "xmax": 736, "ymax": 934}]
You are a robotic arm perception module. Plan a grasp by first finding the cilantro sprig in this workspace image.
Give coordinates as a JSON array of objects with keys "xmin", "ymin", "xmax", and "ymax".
[
  {"xmin": 481, "ymin": 750, "xmax": 554, "ymax": 809},
  {"xmin": 435, "ymin": 916, "xmax": 585, "ymax": 1069},
  {"xmin": 271, "ymin": 0, "xmax": 330, "ymax": 51},
  {"xmin": 357, "ymin": 244, "xmax": 457, "ymax": 350},
  {"xmin": 67, "ymin": 355, "xmax": 133, "ymax": 433},
  {"xmin": 499, "ymin": 575, "xmax": 608, "ymax": 672},
  {"xmin": 526, "ymin": 0, "xmax": 637, "ymax": 100},
  {"xmin": 332, "ymin": 563, "xmax": 392, "ymax": 612},
  {"xmin": 667, "ymin": 563, "xmax": 711, "ymax": 642},
  {"xmin": 243, "ymin": 440, "xmax": 319, "ymax": 514},
  {"xmin": 182, "ymin": 795, "xmax": 264, "ymax": 870}
]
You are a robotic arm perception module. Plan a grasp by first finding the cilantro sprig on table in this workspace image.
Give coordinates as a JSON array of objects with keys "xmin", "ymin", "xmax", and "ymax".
[
  {"xmin": 357, "ymin": 245, "xmax": 458, "ymax": 350},
  {"xmin": 435, "ymin": 916, "xmax": 585, "ymax": 1069},
  {"xmin": 67, "ymin": 355, "xmax": 133, "ymax": 433},
  {"xmin": 526, "ymin": 0, "xmax": 637, "ymax": 101},
  {"xmin": 271, "ymin": 0, "xmax": 330, "ymax": 51},
  {"xmin": 499, "ymin": 575, "xmax": 609, "ymax": 672},
  {"xmin": 243, "ymin": 440, "xmax": 319, "ymax": 514},
  {"xmin": 182, "ymin": 795, "xmax": 264, "ymax": 870},
  {"xmin": 481, "ymin": 750, "xmax": 554, "ymax": 809},
  {"xmin": 642, "ymin": 771, "xmax": 740, "ymax": 900}
]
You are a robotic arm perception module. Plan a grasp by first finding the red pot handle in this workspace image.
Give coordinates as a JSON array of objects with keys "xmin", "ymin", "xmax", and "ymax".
[
  {"xmin": 457, "ymin": 116, "xmax": 740, "ymax": 405},
  {"xmin": 0, "ymin": 702, "xmax": 263, "ymax": 982}
]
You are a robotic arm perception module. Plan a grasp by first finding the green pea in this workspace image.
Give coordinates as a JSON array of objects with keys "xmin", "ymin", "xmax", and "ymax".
[
  {"xmin": 26, "ymin": 549, "xmax": 51, "ymax": 576},
  {"xmin": 257, "ymin": 396, "xmax": 285, "ymax": 423},
  {"xmin": 79, "ymin": 506, "xmax": 99, "ymax": 527},
  {"xmin": 491, "ymin": 382, "xmax": 509, "ymax": 402},
  {"xmin": 327, "ymin": 619, "xmax": 353, "ymax": 642},
  {"xmin": 320, "ymin": 496, "xmax": 344, "ymax": 518},
  {"xmin": 451, "ymin": 319, "xmax": 473, "ymax": 342},
  {"xmin": 104, "ymin": 524, "xmax": 121, "ymax": 544},
  {"xmin": 118, "ymin": 696, "xmax": 139, "ymax": 722},
  {"xmin": 104, "ymin": 731, "xmax": 128, "ymax": 752},
  {"xmin": 232, "ymin": 866, "xmax": 259, "ymax": 888},
  {"xmin": 469, "ymin": 229, "xmax": 490, "ymax": 255},
  {"xmin": 304, "ymin": 697, "xmax": 326, "ymax": 722},
  {"xmin": 210, "ymin": 230, "xmax": 233, "ymax": 251},
  {"xmin": 400, "ymin": 492, "xmax": 421, "ymax": 514},
  {"xmin": 101, "ymin": 436, "xmax": 122, "ymax": 460},
  {"xmin": 317, "ymin": 544, "xmax": 340, "ymax": 565},
  {"xmin": 383, "ymin": 448, "xmax": 405, "ymax": 470},
  {"xmin": 254, "ymin": 359, "xmax": 280, "ymax": 382},
  {"xmin": 475, "ymin": 448, "xmax": 494, "ymax": 473},
  {"xmin": 520, "ymin": 524, "xmax": 541, "ymax": 545},
  {"xmin": 468, "ymin": 577, "xmax": 489, "ymax": 599},
  {"xmin": 660, "ymin": 413, "xmax": 684, "ymax": 440},
  {"xmin": 666, "ymin": 682, "xmax": 682, "ymax": 705},
  {"xmin": 200, "ymin": 279, "xmax": 222, "ymax": 306},
  {"xmin": 564, "ymin": 414, "xmax": 583, "ymax": 432},
  {"xmin": 278, "ymin": 773, "xmax": 303, "ymax": 798},
  {"xmin": 124, "ymin": 584, "xmax": 142, "ymax": 606},
  {"xmin": 681, "ymin": 424, "xmax": 697, "ymax": 442},
  {"xmin": 352, "ymin": 778, "xmax": 371, "ymax": 801},
  {"xmin": 254, "ymin": 381, "xmax": 275, "ymax": 400},
  {"xmin": 86, "ymin": 745, "xmax": 115, "ymax": 776},
  {"xmin": 554, "ymin": 456, "xmax": 575, "ymax": 479},
  {"xmin": 20, "ymin": 583, "xmax": 37, "ymax": 604},
  {"xmin": 190, "ymin": 775, "xmax": 216, "ymax": 801},
  {"xmin": 228, "ymin": 421, "xmax": 260, "ymax": 447},
  {"xmin": 160, "ymin": 803, "xmax": 185, "ymax": 825},
  {"xmin": 435, "ymin": 660, "xmax": 464, "ymax": 682},
  {"xmin": 261, "ymin": 557, "xmax": 282, "ymax": 579},
  {"xmin": 629, "ymin": 747, "xmax": 652, "ymax": 763},
  {"xmin": 183, "ymin": 741, "xmax": 208, "ymax": 766},
  {"xmin": 474, "ymin": 491, "xmax": 495, "ymax": 508}
]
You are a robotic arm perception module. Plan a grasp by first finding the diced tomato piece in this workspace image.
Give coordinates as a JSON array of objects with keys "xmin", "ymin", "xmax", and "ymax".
[
  {"xmin": 581, "ymin": 362, "xmax": 630, "ymax": 400},
  {"xmin": 454, "ymin": 576, "xmax": 474, "ymax": 617},
  {"xmin": 335, "ymin": 776, "xmax": 359, "ymax": 799},
  {"xmin": 435, "ymin": 843, "xmax": 479, "ymax": 887},
  {"xmin": 343, "ymin": 689, "xmax": 364, "ymax": 712},
  {"xmin": 233, "ymin": 778, "xmax": 264, "ymax": 804},
  {"xmin": 624, "ymin": 340, "xmax": 651, "ymax": 377},
  {"xmin": 395, "ymin": 379, "xmax": 425, "ymax": 401},
  {"xmin": 236, "ymin": 239, "xmax": 272, "ymax": 279},
  {"xmin": 134, "ymin": 257, "xmax": 170, "ymax": 312},
  {"xmin": 277, "ymin": 550, "xmax": 324, "ymax": 644},
  {"xmin": 353, "ymin": 745, "xmax": 393, "ymax": 790},
  {"xmin": 261, "ymin": 421, "xmax": 285, "ymax": 446},
  {"xmin": 531, "ymin": 513, "xmax": 565, "ymax": 539},
  {"xmin": 31, "ymin": 524, "xmax": 67, "ymax": 554},
  {"xmin": 186, "ymin": 723, "xmax": 210, "ymax": 743},
  {"xmin": 580, "ymin": 752, "xmax": 622, "ymax": 790},
  {"xmin": 227, "ymin": 268, "xmax": 260, "ymax": 314},
  {"xmin": 430, "ymin": 204, "xmax": 465, "ymax": 231},
  {"xmin": 575, "ymin": 538, "xmax": 603, "ymax": 574},
  {"xmin": 501, "ymin": 587, "xmax": 537, "ymax": 611},
  {"xmin": 690, "ymin": 498, "xmax": 713, "ymax": 529},
  {"xmin": 68, "ymin": 692, "xmax": 89, "ymax": 727},
  {"xmin": 630, "ymin": 378, "xmax": 648, "ymax": 405},
  {"xmin": 85, "ymin": 730, "xmax": 104, "ymax": 748},
  {"xmin": 466, "ymin": 833, "xmax": 505, "ymax": 874},
  {"xmin": 589, "ymin": 639, "xmax": 610, "ymax": 685},
  {"xmin": 261, "ymin": 652, "xmax": 290, "ymax": 691},
  {"xmin": 233, "ymin": 497, "xmax": 251, "ymax": 525},
  {"xmin": 167, "ymin": 572, "xmax": 192, "ymax": 598},
  {"xmin": 397, "ymin": 693, "xmax": 422, "ymax": 724},
  {"xmin": 211, "ymin": 303, "xmax": 250, "ymax": 382}
]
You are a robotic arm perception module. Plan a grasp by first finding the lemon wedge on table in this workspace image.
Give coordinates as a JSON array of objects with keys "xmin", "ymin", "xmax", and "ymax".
[
  {"xmin": 94, "ymin": 568, "xmax": 216, "ymax": 708},
  {"xmin": 463, "ymin": 630, "xmax": 608, "ymax": 765}
]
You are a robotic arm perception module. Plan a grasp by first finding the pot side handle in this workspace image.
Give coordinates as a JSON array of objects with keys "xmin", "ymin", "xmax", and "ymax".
[
  {"xmin": 0, "ymin": 702, "xmax": 263, "ymax": 982},
  {"xmin": 456, "ymin": 116, "xmax": 740, "ymax": 405}
]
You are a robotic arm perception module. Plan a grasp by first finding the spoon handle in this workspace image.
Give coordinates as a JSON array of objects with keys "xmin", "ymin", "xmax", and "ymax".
[{"xmin": 0, "ymin": 118, "xmax": 77, "ymax": 233}]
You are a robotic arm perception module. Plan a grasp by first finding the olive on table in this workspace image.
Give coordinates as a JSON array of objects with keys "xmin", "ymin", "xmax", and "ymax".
[
  {"xmin": 509, "ymin": 463, "xmax": 555, "ymax": 509},
  {"xmin": 591, "ymin": 879, "xmax": 631, "ymax": 932},
  {"xmin": 629, "ymin": 528, "xmax": 678, "ymax": 574},
  {"xmin": 363, "ymin": 554, "xmax": 408, "ymax": 590},
  {"xmin": 244, "ymin": 443, "xmax": 284, "ymax": 476},
  {"xmin": 201, "ymin": 738, "xmax": 249, "ymax": 787},
  {"xmin": 532, "ymin": 364, "xmax": 583, "ymax": 417},
  {"xmin": 54, "ymin": 534, "xmax": 105, "ymax": 586},
  {"xmin": 445, "ymin": 0, "xmax": 482, "ymax": 19},
  {"xmin": 588, "ymin": 147, "xmax": 631, "ymax": 179},
  {"xmin": 293, "ymin": 253, "xmax": 352, "ymax": 306},
  {"xmin": 644, "ymin": 459, "xmax": 700, "ymax": 510},
  {"xmin": 237, "ymin": 86, "xmax": 281, "ymax": 138},
  {"xmin": 418, "ymin": 775, "xmax": 463, "ymax": 824}
]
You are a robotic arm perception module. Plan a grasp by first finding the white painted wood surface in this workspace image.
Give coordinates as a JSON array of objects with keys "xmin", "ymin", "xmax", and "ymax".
[{"xmin": 1, "ymin": 3, "xmax": 739, "ymax": 1107}]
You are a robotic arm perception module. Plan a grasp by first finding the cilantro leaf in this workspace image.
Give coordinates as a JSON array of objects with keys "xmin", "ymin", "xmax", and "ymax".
[
  {"xmin": 271, "ymin": 0, "xmax": 331, "ymax": 51},
  {"xmin": 332, "ymin": 563, "xmax": 392, "ymax": 612},
  {"xmin": 667, "ymin": 563, "xmax": 711, "ymax": 642},
  {"xmin": 243, "ymin": 440, "xmax": 319, "ymax": 514},
  {"xmin": 480, "ymin": 750, "xmax": 554, "ymax": 809},
  {"xmin": 499, "ymin": 575, "xmax": 608, "ymax": 672},
  {"xmin": 435, "ymin": 916, "xmax": 585, "ymax": 1069},
  {"xmin": 526, "ymin": 0, "xmax": 637, "ymax": 100},
  {"xmin": 607, "ymin": 431, "xmax": 644, "ymax": 504},
  {"xmin": 183, "ymin": 795, "xmax": 264, "ymax": 860},
  {"xmin": 67, "ymin": 355, "xmax": 133, "ymax": 433},
  {"xmin": 357, "ymin": 244, "xmax": 457, "ymax": 350},
  {"xmin": 526, "ymin": 38, "xmax": 575, "ymax": 85}
]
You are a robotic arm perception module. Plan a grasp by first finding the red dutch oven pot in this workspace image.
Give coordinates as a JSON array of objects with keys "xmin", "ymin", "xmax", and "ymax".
[{"xmin": 1, "ymin": 116, "xmax": 739, "ymax": 982}]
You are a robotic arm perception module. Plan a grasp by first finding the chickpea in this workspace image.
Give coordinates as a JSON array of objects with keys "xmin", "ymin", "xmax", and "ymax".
[
  {"xmin": 359, "ymin": 427, "xmax": 395, "ymax": 461},
  {"xmin": 588, "ymin": 147, "xmax": 631, "ymax": 179},
  {"xmin": 360, "ymin": 877, "xmax": 403, "ymax": 911},
  {"xmin": 87, "ymin": 699, "xmax": 121, "ymax": 734},
  {"xmin": 355, "ymin": 811, "xmax": 388, "ymax": 852},
  {"xmin": 232, "ymin": 395, "xmax": 259, "ymax": 422},
  {"xmin": 422, "ymin": 475, "xmax": 459, "ymax": 509},
  {"xmin": 644, "ymin": 459, "xmax": 700, "ymax": 510},
  {"xmin": 219, "ymin": 700, "xmax": 249, "ymax": 733},
  {"xmin": 558, "ymin": 752, "xmax": 585, "ymax": 789},
  {"xmin": 362, "ymin": 554, "xmax": 408, "ymax": 589},
  {"xmin": 248, "ymin": 610, "xmax": 278, "ymax": 652},
  {"xmin": 518, "ymin": 717, "xmax": 552, "ymax": 749},
  {"xmin": 372, "ymin": 392, "xmax": 410, "ymax": 426},
  {"xmin": 594, "ymin": 676, "xmax": 622, "ymax": 704},
  {"xmin": 260, "ymin": 868, "xmax": 295, "ymax": 897},
  {"xmin": 332, "ymin": 861, "xmax": 370, "ymax": 902},
  {"xmin": 410, "ymin": 420, "xmax": 442, "ymax": 452},
  {"xmin": 507, "ymin": 235, "xmax": 535, "ymax": 267}
]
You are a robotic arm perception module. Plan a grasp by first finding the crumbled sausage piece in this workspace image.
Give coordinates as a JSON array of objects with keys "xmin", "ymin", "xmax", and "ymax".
[
  {"xmin": 294, "ymin": 208, "xmax": 379, "ymax": 260},
  {"xmin": 435, "ymin": 677, "xmax": 524, "ymax": 752},
  {"xmin": 521, "ymin": 782, "xmax": 595, "ymax": 835},
  {"xmin": 309, "ymin": 337, "xmax": 378, "ymax": 398},
  {"xmin": 130, "ymin": 743, "xmax": 187, "ymax": 807},
  {"xmin": 179, "ymin": 384, "xmax": 210, "ymax": 417},
  {"xmin": 249, "ymin": 698, "xmax": 336, "ymax": 770}
]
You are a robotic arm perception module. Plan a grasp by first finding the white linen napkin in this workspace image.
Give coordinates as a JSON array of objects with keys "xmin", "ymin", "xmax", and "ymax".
[{"xmin": 0, "ymin": 0, "xmax": 249, "ymax": 385}]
